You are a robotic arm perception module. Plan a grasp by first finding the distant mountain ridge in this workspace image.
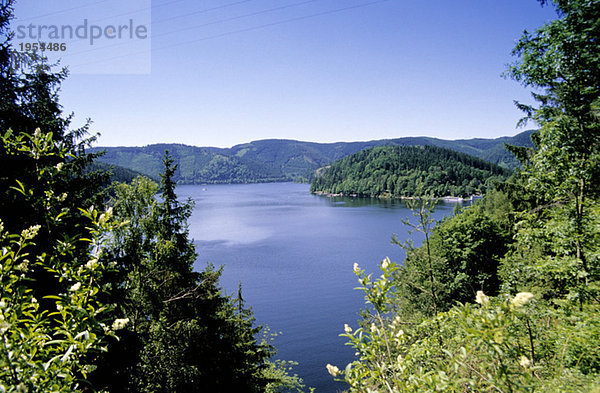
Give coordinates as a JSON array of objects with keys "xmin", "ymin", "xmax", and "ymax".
[{"xmin": 90, "ymin": 130, "xmax": 534, "ymax": 184}]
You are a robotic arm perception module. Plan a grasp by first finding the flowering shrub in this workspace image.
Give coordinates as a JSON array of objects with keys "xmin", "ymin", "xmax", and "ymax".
[
  {"xmin": 330, "ymin": 259, "xmax": 600, "ymax": 392},
  {"xmin": 0, "ymin": 129, "xmax": 122, "ymax": 392},
  {"xmin": 0, "ymin": 209, "xmax": 119, "ymax": 392}
]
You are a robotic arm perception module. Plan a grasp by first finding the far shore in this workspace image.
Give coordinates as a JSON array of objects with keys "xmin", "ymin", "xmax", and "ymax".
[{"xmin": 311, "ymin": 190, "xmax": 483, "ymax": 203}]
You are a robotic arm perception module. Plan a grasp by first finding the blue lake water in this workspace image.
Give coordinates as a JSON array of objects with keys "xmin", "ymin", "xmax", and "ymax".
[{"xmin": 180, "ymin": 183, "xmax": 457, "ymax": 392}]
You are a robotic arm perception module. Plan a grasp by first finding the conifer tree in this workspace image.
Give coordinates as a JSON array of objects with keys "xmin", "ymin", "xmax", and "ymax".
[
  {"xmin": 502, "ymin": 0, "xmax": 600, "ymax": 300},
  {"xmin": 0, "ymin": 0, "xmax": 107, "ymax": 275},
  {"xmin": 92, "ymin": 153, "xmax": 280, "ymax": 392},
  {"xmin": 0, "ymin": 0, "xmax": 110, "ymax": 342}
]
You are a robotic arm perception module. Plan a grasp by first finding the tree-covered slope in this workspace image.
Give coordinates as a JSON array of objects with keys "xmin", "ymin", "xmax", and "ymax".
[
  {"xmin": 91, "ymin": 131, "xmax": 533, "ymax": 184},
  {"xmin": 86, "ymin": 161, "xmax": 148, "ymax": 183},
  {"xmin": 310, "ymin": 145, "xmax": 510, "ymax": 198},
  {"xmin": 333, "ymin": 2, "xmax": 600, "ymax": 391},
  {"xmin": 91, "ymin": 144, "xmax": 288, "ymax": 184}
]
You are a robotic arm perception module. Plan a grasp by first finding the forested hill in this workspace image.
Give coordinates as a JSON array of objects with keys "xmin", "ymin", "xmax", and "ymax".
[
  {"xmin": 90, "ymin": 130, "xmax": 532, "ymax": 184},
  {"xmin": 310, "ymin": 145, "xmax": 510, "ymax": 198}
]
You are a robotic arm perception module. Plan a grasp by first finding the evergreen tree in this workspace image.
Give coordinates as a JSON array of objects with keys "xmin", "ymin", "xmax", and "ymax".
[
  {"xmin": 92, "ymin": 153, "xmax": 280, "ymax": 393},
  {"xmin": 0, "ymin": 0, "xmax": 109, "ymax": 314},
  {"xmin": 333, "ymin": 2, "xmax": 600, "ymax": 391},
  {"xmin": 1, "ymin": 3, "xmax": 301, "ymax": 391},
  {"xmin": 310, "ymin": 145, "xmax": 509, "ymax": 199},
  {"xmin": 0, "ymin": 129, "xmax": 117, "ymax": 393},
  {"xmin": 502, "ymin": 0, "xmax": 600, "ymax": 300}
]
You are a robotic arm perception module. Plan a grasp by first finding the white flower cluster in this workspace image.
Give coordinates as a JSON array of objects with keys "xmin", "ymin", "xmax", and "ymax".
[
  {"xmin": 475, "ymin": 290, "xmax": 490, "ymax": 306},
  {"xmin": 98, "ymin": 207, "xmax": 113, "ymax": 225},
  {"xmin": 326, "ymin": 363, "xmax": 339, "ymax": 377},
  {"xmin": 475, "ymin": 291, "xmax": 534, "ymax": 308},
  {"xmin": 381, "ymin": 257, "xmax": 390, "ymax": 270},
  {"xmin": 519, "ymin": 355, "xmax": 531, "ymax": 368},
  {"xmin": 85, "ymin": 258, "xmax": 99, "ymax": 270},
  {"xmin": 20, "ymin": 225, "xmax": 41, "ymax": 240},
  {"xmin": 112, "ymin": 318, "xmax": 130, "ymax": 330},
  {"xmin": 511, "ymin": 292, "xmax": 534, "ymax": 308}
]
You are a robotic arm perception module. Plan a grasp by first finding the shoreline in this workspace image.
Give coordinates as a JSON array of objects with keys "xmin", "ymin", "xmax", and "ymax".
[{"xmin": 311, "ymin": 190, "xmax": 483, "ymax": 203}]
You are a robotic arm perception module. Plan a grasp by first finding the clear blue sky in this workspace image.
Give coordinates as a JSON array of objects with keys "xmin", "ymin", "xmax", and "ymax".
[{"xmin": 12, "ymin": 0, "xmax": 557, "ymax": 147}]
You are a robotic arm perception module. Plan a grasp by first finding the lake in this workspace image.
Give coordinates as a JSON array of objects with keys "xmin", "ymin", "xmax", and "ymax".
[{"xmin": 180, "ymin": 183, "xmax": 457, "ymax": 392}]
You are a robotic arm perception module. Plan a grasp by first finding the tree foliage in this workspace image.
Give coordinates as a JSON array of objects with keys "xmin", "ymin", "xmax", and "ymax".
[
  {"xmin": 0, "ymin": 129, "xmax": 118, "ymax": 393},
  {"xmin": 90, "ymin": 154, "xmax": 300, "ymax": 393},
  {"xmin": 92, "ymin": 132, "xmax": 533, "ymax": 185},
  {"xmin": 501, "ymin": 0, "xmax": 600, "ymax": 302},
  {"xmin": 0, "ymin": 0, "xmax": 110, "ymax": 318},
  {"xmin": 332, "ymin": 1, "xmax": 600, "ymax": 391},
  {"xmin": 393, "ymin": 189, "xmax": 514, "ymax": 320},
  {"xmin": 337, "ymin": 262, "xmax": 600, "ymax": 392},
  {"xmin": 0, "ymin": 2, "xmax": 304, "ymax": 391},
  {"xmin": 310, "ymin": 145, "xmax": 509, "ymax": 198}
]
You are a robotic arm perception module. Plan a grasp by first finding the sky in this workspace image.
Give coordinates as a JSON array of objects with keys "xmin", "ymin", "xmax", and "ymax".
[{"xmin": 11, "ymin": 0, "xmax": 558, "ymax": 148}]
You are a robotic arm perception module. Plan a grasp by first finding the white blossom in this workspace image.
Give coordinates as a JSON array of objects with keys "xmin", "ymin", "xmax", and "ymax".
[
  {"xmin": 381, "ymin": 257, "xmax": 390, "ymax": 270},
  {"xmin": 20, "ymin": 225, "xmax": 41, "ymax": 240},
  {"xmin": 112, "ymin": 318, "xmax": 130, "ymax": 330},
  {"xmin": 475, "ymin": 291, "xmax": 490, "ymax": 306},
  {"xmin": 519, "ymin": 355, "xmax": 531, "ymax": 368},
  {"xmin": 85, "ymin": 259, "xmax": 99, "ymax": 270},
  {"xmin": 326, "ymin": 364, "xmax": 339, "ymax": 377},
  {"xmin": 344, "ymin": 324, "xmax": 352, "ymax": 334},
  {"xmin": 511, "ymin": 292, "xmax": 534, "ymax": 308},
  {"xmin": 69, "ymin": 282, "xmax": 81, "ymax": 292},
  {"xmin": 16, "ymin": 260, "xmax": 29, "ymax": 272},
  {"xmin": 353, "ymin": 262, "xmax": 360, "ymax": 273},
  {"xmin": 98, "ymin": 207, "xmax": 113, "ymax": 225}
]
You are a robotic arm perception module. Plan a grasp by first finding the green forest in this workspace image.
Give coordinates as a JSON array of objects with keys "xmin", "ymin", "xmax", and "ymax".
[
  {"xmin": 91, "ymin": 131, "xmax": 533, "ymax": 185},
  {"xmin": 309, "ymin": 145, "xmax": 510, "ymax": 198},
  {"xmin": 327, "ymin": 0, "xmax": 600, "ymax": 391},
  {"xmin": 1, "ymin": 0, "xmax": 599, "ymax": 392},
  {"xmin": 0, "ymin": 1, "xmax": 304, "ymax": 392}
]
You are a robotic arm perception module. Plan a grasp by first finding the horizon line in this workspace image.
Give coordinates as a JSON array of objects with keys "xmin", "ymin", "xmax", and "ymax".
[{"xmin": 91, "ymin": 129, "xmax": 534, "ymax": 150}]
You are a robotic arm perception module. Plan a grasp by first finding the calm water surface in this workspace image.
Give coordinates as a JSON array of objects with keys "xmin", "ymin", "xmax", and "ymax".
[{"xmin": 179, "ymin": 183, "xmax": 456, "ymax": 393}]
